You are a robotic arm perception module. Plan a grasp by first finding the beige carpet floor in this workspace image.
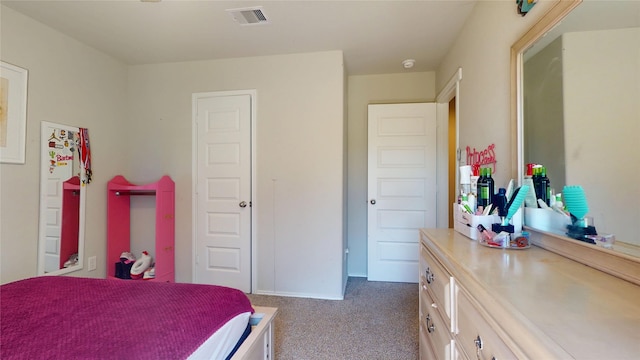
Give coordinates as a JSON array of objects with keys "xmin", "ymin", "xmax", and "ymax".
[{"xmin": 246, "ymin": 277, "xmax": 419, "ymax": 360}]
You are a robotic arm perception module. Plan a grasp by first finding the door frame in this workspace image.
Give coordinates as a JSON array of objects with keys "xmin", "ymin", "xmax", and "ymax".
[
  {"xmin": 436, "ymin": 67, "xmax": 462, "ymax": 228},
  {"xmin": 191, "ymin": 89, "xmax": 257, "ymax": 291}
]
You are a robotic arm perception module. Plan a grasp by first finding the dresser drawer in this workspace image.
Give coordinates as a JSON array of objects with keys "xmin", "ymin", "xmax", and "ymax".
[
  {"xmin": 456, "ymin": 287, "xmax": 516, "ymax": 360},
  {"xmin": 420, "ymin": 325, "xmax": 437, "ymax": 360},
  {"xmin": 420, "ymin": 244, "xmax": 454, "ymax": 326},
  {"xmin": 420, "ymin": 284, "xmax": 454, "ymax": 360}
]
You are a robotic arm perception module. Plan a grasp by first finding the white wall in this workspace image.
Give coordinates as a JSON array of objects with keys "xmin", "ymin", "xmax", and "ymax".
[
  {"xmin": 0, "ymin": 6, "xmax": 128, "ymax": 284},
  {"xmin": 346, "ymin": 72, "xmax": 435, "ymax": 277},
  {"xmin": 563, "ymin": 28, "xmax": 639, "ymax": 245},
  {"xmin": 126, "ymin": 51, "xmax": 346, "ymax": 299},
  {"xmin": 437, "ymin": 0, "xmax": 558, "ymax": 187}
]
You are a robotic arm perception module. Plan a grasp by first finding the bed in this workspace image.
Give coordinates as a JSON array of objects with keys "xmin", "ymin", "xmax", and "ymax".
[{"xmin": 0, "ymin": 277, "xmax": 276, "ymax": 360}]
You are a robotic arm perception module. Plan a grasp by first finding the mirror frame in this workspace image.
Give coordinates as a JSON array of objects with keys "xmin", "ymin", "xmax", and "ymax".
[
  {"xmin": 38, "ymin": 121, "xmax": 86, "ymax": 276},
  {"xmin": 511, "ymin": 0, "xmax": 640, "ymax": 286}
]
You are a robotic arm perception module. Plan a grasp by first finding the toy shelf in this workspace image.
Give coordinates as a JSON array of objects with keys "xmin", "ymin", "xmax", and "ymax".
[{"xmin": 107, "ymin": 175, "xmax": 175, "ymax": 282}]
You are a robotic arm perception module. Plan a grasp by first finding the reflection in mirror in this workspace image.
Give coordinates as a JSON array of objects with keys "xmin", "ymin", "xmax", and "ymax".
[
  {"xmin": 516, "ymin": 0, "xmax": 640, "ymax": 256},
  {"xmin": 522, "ymin": 0, "xmax": 639, "ymax": 250},
  {"xmin": 38, "ymin": 121, "xmax": 85, "ymax": 275}
]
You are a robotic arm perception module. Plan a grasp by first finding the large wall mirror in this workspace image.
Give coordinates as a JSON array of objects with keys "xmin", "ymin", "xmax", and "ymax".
[
  {"xmin": 38, "ymin": 121, "xmax": 86, "ymax": 275},
  {"xmin": 512, "ymin": 0, "xmax": 640, "ymax": 267}
]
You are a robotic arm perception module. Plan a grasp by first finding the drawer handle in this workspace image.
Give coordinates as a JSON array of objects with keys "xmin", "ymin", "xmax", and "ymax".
[
  {"xmin": 425, "ymin": 314, "xmax": 435, "ymax": 333},
  {"xmin": 425, "ymin": 268, "xmax": 435, "ymax": 284},
  {"xmin": 474, "ymin": 335, "xmax": 483, "ymax": 350}
]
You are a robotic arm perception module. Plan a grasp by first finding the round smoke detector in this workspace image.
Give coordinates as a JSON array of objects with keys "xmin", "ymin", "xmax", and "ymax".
[{"xmin": 402, "ymin": 59, "xmax": 415, "ymax": 69}]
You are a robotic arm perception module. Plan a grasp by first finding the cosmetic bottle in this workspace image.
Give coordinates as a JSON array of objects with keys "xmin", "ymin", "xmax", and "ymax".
[
  {"xmin": 470, "ymin": 164, "xmax": 480, "ymax": 195},
  {"xmin": 477, "ymin": 224, "xmax": 495, "ymax": 241},
  {"xmin": 554, "ymin": 193, "xmax": 564, "ymax": 210},
  {"xmin": 532, "ymin": 167, "xmax": 541, "ymax": 204},
  {"xmin": 494, "ymin": 188, "xmax": 508, "ymax": 221},
  {"xmin": 459, "ymin": 165, "xmax": 471, "ymax": 196},
  {"xmin": 477, "ymin": 168, "xmax": 487, "ymax": 208},
  {"xmin": 536, "ymin": 167, "xmax": 550, "ymax": 206},
  {"xmin": 467, "ymin": 192, "xmax": 476, "ymax": 214},
  {"xmin": 533, "ymin": 167, "xmax": 546, "ymax": 207},
  {"xmin": 523, "ymin": 164, "xmax": 537, "ymax": 208},
  {"xmin": 526, "ymin": 163, "xmax": 535, "ymax": 177},
  {"xmin": 482, "ymin": 168, "xmax": 494, "ymax": 208},
  {"xmin": 461, "ymin": 194, "xmax": 473, "ymax": 214}
]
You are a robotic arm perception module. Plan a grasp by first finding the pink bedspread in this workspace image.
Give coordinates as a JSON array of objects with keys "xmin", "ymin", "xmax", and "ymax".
[{"xmin": 1, "ymin": 276, "xmax": 254, "ymax": 359}]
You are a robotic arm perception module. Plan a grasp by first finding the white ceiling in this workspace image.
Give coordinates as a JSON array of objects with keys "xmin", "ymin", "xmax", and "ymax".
[{"xmin": 1, "ymin": 0, "xmax": 478, "ymax": 75}]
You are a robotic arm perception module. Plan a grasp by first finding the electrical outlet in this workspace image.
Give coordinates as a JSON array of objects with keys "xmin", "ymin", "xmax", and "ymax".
[{"xmin": 88, "ymin": 256, "xmax": 97, "ymax": 271}]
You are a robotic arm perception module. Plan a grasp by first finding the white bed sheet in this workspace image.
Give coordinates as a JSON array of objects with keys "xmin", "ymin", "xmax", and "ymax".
[{"xmin": 187, "ymin": 311, "xmax": 252, "ymax": 360}]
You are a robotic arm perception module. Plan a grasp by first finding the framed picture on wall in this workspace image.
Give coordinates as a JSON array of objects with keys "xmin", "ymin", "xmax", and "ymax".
[{"xmin": 0, "ymin": 61, "xmax": 28, "ymax": 164}]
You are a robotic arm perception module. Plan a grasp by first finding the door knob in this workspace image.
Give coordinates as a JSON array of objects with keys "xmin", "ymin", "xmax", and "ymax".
[
  {"xmin": 370, "ymin": 199, "xmax": 376, "ymax": 205},
  {"xmin": 239, "ymin": 201, "xmax": 247, "ymax": 208}
]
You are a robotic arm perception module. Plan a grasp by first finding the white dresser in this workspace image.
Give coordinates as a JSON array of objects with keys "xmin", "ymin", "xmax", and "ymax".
[{"xmin": 419, "ymin": 228, "xmax": 640, "ymax": 359}]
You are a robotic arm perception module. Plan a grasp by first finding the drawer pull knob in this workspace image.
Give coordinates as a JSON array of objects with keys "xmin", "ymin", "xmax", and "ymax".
[
  {"xmin": 426, "ymin": 314, "xmax": 435, "ymax": 333},
  {"xmin": 474, "ymin": 335, "xmax": 483, "ymax": 350},
  {"xmin": 425, "ymin": 268, "xmax": 435, "ymax": 284}
]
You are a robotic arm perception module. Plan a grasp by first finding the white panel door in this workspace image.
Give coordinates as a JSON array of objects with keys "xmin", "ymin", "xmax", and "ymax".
[
  {"xmin": 42, "ymin": 125, "xmax": 74, "ymax": 273},
  {"xmin": 43, "ymin": 177, "xmax": 64, "ymax": 273},
  {"xmin": 195, "ymin": 94, "xmax": 251, "ymax": 292},
  {"xmin": 367, "ymin": 103, "xmax": 437, "ymax": 283}
]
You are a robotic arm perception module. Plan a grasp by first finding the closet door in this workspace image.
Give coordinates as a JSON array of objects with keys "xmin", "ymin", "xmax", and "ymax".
[
  {"xmin": 367, "ymin": 103, "xmax": 437, "ymax": 283},
  {"xmin": 194, "ymin": 92, "xmax": 252, "ymax": 292}
]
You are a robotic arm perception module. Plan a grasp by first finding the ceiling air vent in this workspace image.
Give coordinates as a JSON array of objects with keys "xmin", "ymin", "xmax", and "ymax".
[{"xmin": 226, "ymin": 6, "xmax": 269, "ymax": 26}]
